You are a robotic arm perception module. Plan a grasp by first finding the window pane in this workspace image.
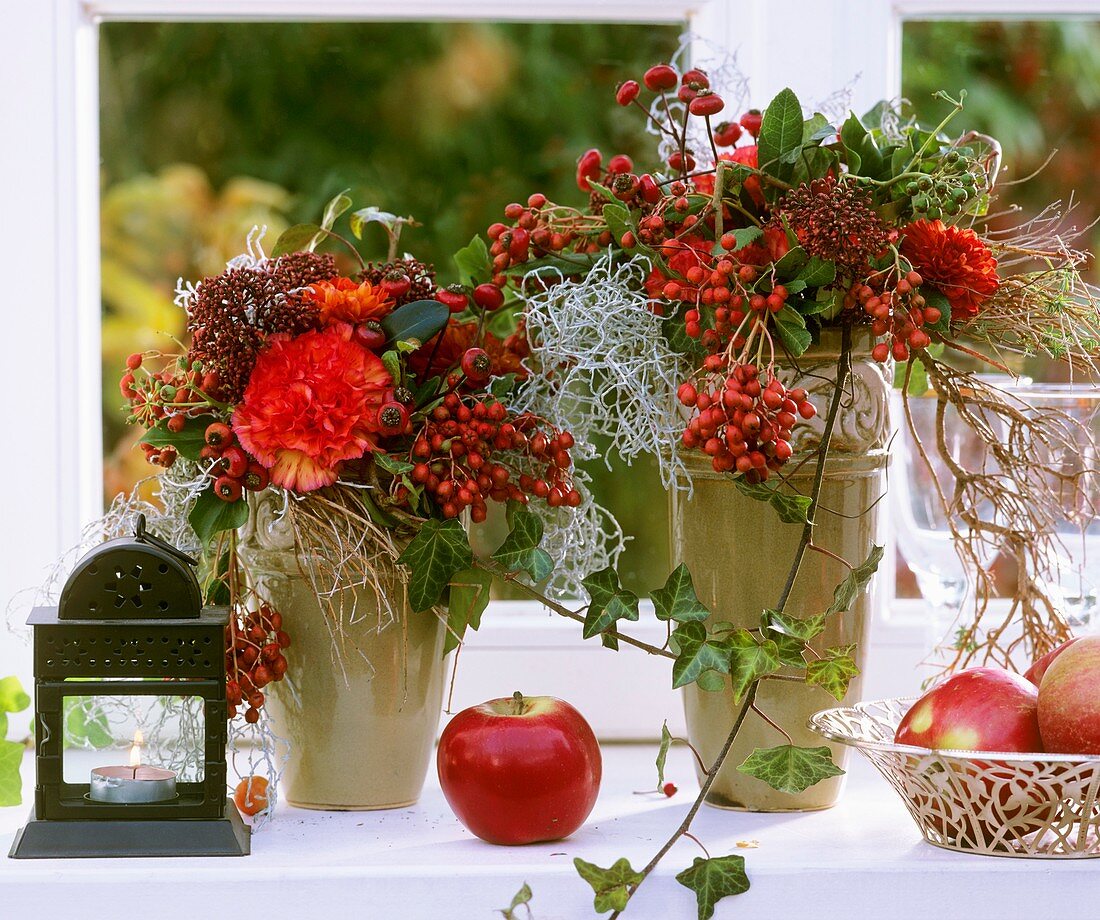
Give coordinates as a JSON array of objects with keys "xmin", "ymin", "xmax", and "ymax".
[{"xmin": 99, "ymin": 21, "xmax": 680, "ymax": 594}]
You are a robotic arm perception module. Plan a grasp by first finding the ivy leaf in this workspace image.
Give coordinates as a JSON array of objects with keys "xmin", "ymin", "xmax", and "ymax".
[
  {"xmin": 574, "ymin": 857, "xmax": 643, "ymax": 914},
  {"xmin": 582, "ymin": 568, "xmax": 640, "ymax": 644},
  {"xmin": 807, "ymin": 645, "xmax": 860, "ymax": 700},
  {"xmin": 319, "ymin": 189, "xmax": 352, "ymax": 233},
  {"xmin": 454, "ymin": 234, "xmax": 492, "ymax": 285},
  {"xmin": 773, "ymin": 304, "xmax": 812, "ymax": 356},
  {"xmin": 602, "ymin": 203, "xmax": 636, "ymax": 249},
  {"xmin": 189, "ymin": 488, "xmax": 249, "ymax": 546},
  {"xmin": 737, "ymin": 744, "xmax": 844, "ymax": 794},
  {"xmin": 675, "ymin": 855, "xmax": 750, "ymax": 920},
  {"xmin": 374, "ymin": 452, "xmax": 414, "ymax": 478},
  {"xmin": 652, "ymin": 564, "xmax": 710, "ymax": 623},
  {"xmin": 758, "ymin": 87, "xmax": 804, "ymax": 173},
  {"xmin": 492, "ymin": 509, "xmax": 553, "ymax": 582},
  {"xmin": 444, "ymin": 567, "xmax": 493, "ymax": 655},
  {"xmin": 734, "ymin": 477, "xmax": 812, "ymax": 525},
  {"xmin": 0, "ymin": 739, "xmax": 23, "ymax": 807},
  {"xmin": 272, "ymin": 222, "xmax": 323, "ymax": 256},
  {"xmin": 824, "ymin": 545, "xmax": 884, "ymax": 616},
  {"xmin": 139, "ymin": 419, "xmax": 208, "ymax": 461},
  {"xmin": 764, "ymin": 608, "xmax": 826, "ymax": 642},
  {"xmin": 381, "ymin": 298, "xmax": 449, "ymax": 347},
  {"xmin": 0, "ymin": 676, "xmax": 31, "ymax": 714},
  {"xmin": 397, "ymin": 518, "xmax": 473, "ymax": 611},
  {"xmin": 655, "ymin": 720, "xmax": 673, "ymax": 788},
  {"xmin": 771, "ymin": 632, "xmax": 808, "ymax": 668},
  {"xmin": 717, "ymin": 226, "xmax": 762, "ymax": 253},
  {"xmin": 802, "ymin": 113, "xmax": 835, "ymax": 144},
  {"xmin": 64, "ymin": 698, "xmax": 113, "ymax": 749},
  {"xmin": 727, "ymin": 629, "xmax": 781, "ymax": 700},
  {"xmin": 670, "ymin": 621, "xmax": 730, "ymax": 690},
  {"xmin": 498, "ymin": 882, "xmax": 533, "ymax": 920}
]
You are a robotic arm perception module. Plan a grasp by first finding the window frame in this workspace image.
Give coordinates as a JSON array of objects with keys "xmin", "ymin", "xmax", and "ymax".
[{"xmin": 3, "ymin": 0, "xmax": 1078, "ymax": 736}]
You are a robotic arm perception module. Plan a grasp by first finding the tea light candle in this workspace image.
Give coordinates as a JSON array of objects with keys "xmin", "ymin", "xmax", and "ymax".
[{"xmin": 89, "ymin": 730, "xmax": 177, "ymax": 804}]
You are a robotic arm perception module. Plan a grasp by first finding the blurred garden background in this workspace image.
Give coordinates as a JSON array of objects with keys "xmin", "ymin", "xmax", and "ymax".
[{"xmin": 99, "ymin": 18, "xmax": 1100, "ymax": 595}]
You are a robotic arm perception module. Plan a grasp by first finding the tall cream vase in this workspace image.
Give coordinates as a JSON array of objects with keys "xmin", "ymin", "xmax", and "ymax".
[
  {"xmin": 240, "ymin": 495, "xmax": 448, "ymax": 810},
  {"xmin": 671, "ymin": 330, "xmax": 891, "ymax": 811}
]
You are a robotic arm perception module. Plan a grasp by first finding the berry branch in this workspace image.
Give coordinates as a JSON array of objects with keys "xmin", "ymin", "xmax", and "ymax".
[{"xmin": 606, "ymin": 320, "xmax": 853, "ymax": 917}]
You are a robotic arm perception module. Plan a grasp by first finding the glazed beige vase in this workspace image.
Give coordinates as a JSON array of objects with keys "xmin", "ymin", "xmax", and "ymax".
[
  {"xmin": 241, "ymin": 497, "xmax": 447, "ymax": 810},
  {"xmin": 671, "ymin": 330, "xmax": 891, "ymax": 811}
]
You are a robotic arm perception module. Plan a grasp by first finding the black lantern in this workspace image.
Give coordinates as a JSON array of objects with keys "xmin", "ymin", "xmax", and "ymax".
[{"xmin": 9, "ymin": 515, "xmax": 249, "ymax": 858}]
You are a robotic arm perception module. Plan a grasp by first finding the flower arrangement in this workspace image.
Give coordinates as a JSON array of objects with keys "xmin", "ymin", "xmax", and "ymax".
[{"xmin": 106, "ymin": 44, "xmax": 1100, "ymax": 919}]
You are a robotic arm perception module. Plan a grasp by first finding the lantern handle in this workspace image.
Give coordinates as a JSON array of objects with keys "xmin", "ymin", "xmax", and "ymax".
[{"xmin": 133, "ymin": 514, "xmax": 199, "ymax": 568}]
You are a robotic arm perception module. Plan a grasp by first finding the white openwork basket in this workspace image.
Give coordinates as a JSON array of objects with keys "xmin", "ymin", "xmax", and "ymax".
[{"xmin": 809, "ymin": 697, "xmax": 1100, "ymax": 858}]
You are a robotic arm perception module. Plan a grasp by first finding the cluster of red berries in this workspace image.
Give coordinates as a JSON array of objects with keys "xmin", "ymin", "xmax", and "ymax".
[
  {"xmin": 226, "ymin": 604, "xmax": 290, "ymax": 723},
  {"xmin": 201, "ymin": 421, "xmax": 269, "ymax": 502},
  {"xmin": 404, "ymin": 393, "xmax": 578, "ymax": 521},
  {"xmin": 678, "ymin": 362, "xmax": 816, "ymax": 480},
  {"xmin": 121, "ymin": 352, "xmax": 220, "ymax": 438},
  {"xmin": 617, "ymin": 65, "xmax": 735, "ymax": 137},
  {"xmin": 846, "ymin": 270, "xmax": 937, "ymax": 363}
]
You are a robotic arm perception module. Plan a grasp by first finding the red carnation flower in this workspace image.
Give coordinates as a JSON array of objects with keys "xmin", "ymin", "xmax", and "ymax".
[
  {"xmin": 232, "ymin": 324, "xmax": 392, "ymax": 492},
  {"xmin": 695, "ymin": 145, "xmax": 764, "ymax": 207},
  {"xmin": 900, "ymin": 219, "xmax": 999, "ymax": 320}
]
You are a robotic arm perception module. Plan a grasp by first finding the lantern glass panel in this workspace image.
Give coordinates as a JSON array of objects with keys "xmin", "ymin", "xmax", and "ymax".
[{"xmin": 60, "ymin": 692, "xmax": 206, "ymax": 783}]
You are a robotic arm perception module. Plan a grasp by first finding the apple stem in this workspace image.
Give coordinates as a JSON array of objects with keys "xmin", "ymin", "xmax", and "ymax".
[{"xmin": 512, "ymin": 690, "xmax": 525, "ymax": 715}]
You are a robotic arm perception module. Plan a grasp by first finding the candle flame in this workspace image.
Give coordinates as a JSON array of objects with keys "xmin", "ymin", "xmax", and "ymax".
[{"xmin": 129, "ymin": 729, "xmax": 143, "ymax": 768}]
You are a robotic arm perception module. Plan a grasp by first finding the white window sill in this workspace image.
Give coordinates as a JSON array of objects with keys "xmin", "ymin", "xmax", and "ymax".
[{"xmin": 1, "ymin": 741, "xmax": 1092, "ymax": 920}]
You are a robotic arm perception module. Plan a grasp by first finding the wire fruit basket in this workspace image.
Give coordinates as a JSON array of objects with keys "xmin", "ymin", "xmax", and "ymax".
[{"xmin": 809, "ymin": 697, "xmax": 1100, "ymax": 858}]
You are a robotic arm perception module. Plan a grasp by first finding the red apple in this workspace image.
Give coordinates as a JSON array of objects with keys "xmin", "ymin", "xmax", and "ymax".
[
  {"xmin": 895, "ymin": 667, "xmax": 1042, "ymax": 752},
  {"xmin": 437, "ymin": 693, "xmax": 601, "ymax": 845},
  {"xmin": 1038, "ymin": 635, "xmax": 1100, "ymax": 754},
  {"xmin": 1024, "ymin": 637, "xmax": 1080, "ymax": 686}
]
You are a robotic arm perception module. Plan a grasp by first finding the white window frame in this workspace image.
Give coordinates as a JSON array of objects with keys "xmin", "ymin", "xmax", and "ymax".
[{"xmin": 3, "ymin": 0, "xmax": 1086, "ymax": 737}]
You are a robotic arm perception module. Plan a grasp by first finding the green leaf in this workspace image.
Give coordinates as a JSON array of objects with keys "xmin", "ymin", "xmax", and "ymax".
[
  {"xmin": 139, "ymin": 418, "xmax": 209, "ymax": 461},
  {"xmin": 727, "ymin": 629, "xmax": 781, "ymax": 700},
  {"xmin": 773, "ymin": 244, "xmax": 808, "ymax": 277},
  {"xmin": 381, "ymin": 298, "xmax": 450, "ymax": 347},
  {"xmin": 718, "ymin": 226, "xmax": 762, "ymax": 253},
  {"xmin": 0, "ymin": 739, "xmax": 24, "ymax": 807},
  {"xmin": 733, "ymin": 477, "xmax": 812, "ymax": 525},
  {"xmin": 582, "ymin": 568, "xmax": 640, "ymax": 643},
  {"xmin": 454, "ymin": 235, "xmax": 491, "ymax": 285},
  {"xmin": 380, "ymin": 349, "xmax": 402, "ymax": 385},
  {"xmin": 272, "ymin": 222, "xmax": 323, "ymax": 256},
  {"xmin": 656, "ymin": 720, "xmax": 673, "ymax": 788},
  {"xmin": 319, "ymin": 189, "xmax": 352, "ymax": 233},
  {"xmin": 498, "ymin": 882, "xmax": 533, "ymax": 920},
  {"xmin": 188, "ymin": 488, "xmax": 249, "ymax": 546},
  {"xmin": 350, "ymin": 206, "xmax": 410, "ymax": 240},
  {"xmin": 771, "ymin": 632, "xmax": 808, "ymax": 668},
  {"xmin": 671, "ymin": 621, "xmax": 730, "ymax": 690},
  {"xmin": 737, "ymin": 744, "xmax": 844, "ymax": 794},
  {"xmin": 773, "ymin": 304, "xmax": 812, "ymax": 356},
  {"xmin": 652, "ymin": 564, "xmax": 710, "ymax": 623},
  {"xmin": 488, "ymin": 373, "xmax": 518, "ymax": 400},
  {"xmin": 794, "ymin": 256, "xmax": 836, "ymax": 288},
  {"xmin": 791, "ymin": 146, "xmax": 838, "ymax": 187},
  {"xmin": 807, "ymin": 645, "xmax": 860, "ymax": 700},
  {"xmin": 758, "ymin": 87, "xmax": 804, "ymax": 173},
  {"xmin": 602, "ymin": 203, "xmax": 636, "ymax": 249},
  {"xmin": 824, "ymin": 545, "xmax": 884, "ymax": 616},
  {"xmin": 675, "ymin": 855, "xmax": 750, "ymax": 920},
  {"xmin": 374, "ymin": 453, "xmax": 414, "ymax": 478},
  {"xmin": 922, "ymin": 287, "xmax": 952, "ymax": 336},
  {"xmin": 492, "ymin": 509, "xmax": 554, "ymax": 582},
  {"xmin": 397, "ymin": 518, "xmax": 473, "ymax": 611},
  {"xmin": 574, "ymin": 857, "xmax": 643, "ymax": 914},
  {"xmin": 445, "ymin": 567, "xmax": 493, "ymax": 655},
  {"xmin": 764, "ymin": 608, "xmax": 826, "ymax": 642},
  {"xmin": 803, "ymin": 113, "xmax": 835, "ymax": 144},
  {"xmin": 840, "ymin": 113, "xmax": 884, "ymax": 178},
  {"xmin": 896, "ymin": 356, "xmax": 929, "ymax": 395},
  {"xmin": 0, "ymin": 676, "xmax": 30, "ymax": 714},
  {"xmin": 64, "ymin": 698, "xmax": 113, "ymax": 749}
]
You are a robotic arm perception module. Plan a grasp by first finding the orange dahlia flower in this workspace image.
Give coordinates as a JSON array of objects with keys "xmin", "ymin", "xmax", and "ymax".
[
  {"xmin": 305, "ymin": 277, "xmax": 395, "ymax": 326},
  {"xmin": 900, "ymin": 219, "xmax": 999, "ymax": 320},
  {"xmin": 232, "ymin": 324, "xmax": 392, "ymax": 492}
]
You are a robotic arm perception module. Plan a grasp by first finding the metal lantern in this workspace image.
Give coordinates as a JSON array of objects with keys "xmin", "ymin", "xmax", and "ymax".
[{"xmin": 9, "ymin": 515, "xmax": 249, "ymax": 858}]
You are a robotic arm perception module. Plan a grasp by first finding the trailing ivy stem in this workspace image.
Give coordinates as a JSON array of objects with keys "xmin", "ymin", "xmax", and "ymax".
[
  {"xmin": 610, "ymin": 320, "xmax": 854, "ymax": 916},
  {"xmin": 471, "ymin": 558, "xmax": 677, "ymax": 661}
]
